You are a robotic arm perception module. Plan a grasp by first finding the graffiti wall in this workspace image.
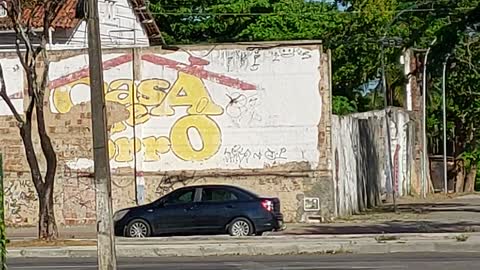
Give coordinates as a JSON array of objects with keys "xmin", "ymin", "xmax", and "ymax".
[
  {"xmin": 48, "ymin": 47, "xmax": 322, "ymax": 171},
  {"xmin": 0, "ymin": 43, "xmax": 336, "ymax": 226}
]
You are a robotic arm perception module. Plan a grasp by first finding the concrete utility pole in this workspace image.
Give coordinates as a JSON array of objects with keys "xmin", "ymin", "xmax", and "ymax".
[
  {"xmin": 422, "ymin": 38, "xmax": 436, "ymax": 198},
  {"xmin": 380, "ymin": 41, "xmax": 396, "ymax": 212},
  {"xmin": 87, "ymin": 0, "xmax": 117, "ymax": 269},
  {"xmin": 402, "ymin": 49, "xmax": 413, "ymax": 111}
]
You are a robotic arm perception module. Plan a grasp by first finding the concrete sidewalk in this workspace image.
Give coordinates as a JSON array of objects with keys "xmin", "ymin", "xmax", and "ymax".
[
  {"xmin": 8, "ymin": 193, "xmax": 480, "ymax": 258},
  {"xmin": 7, "ymin": 193, "xmax": 480, "ymax": 240},
  {"xmin": 8, "ymin": 232, "xmax": 480, "ymax": 258}
]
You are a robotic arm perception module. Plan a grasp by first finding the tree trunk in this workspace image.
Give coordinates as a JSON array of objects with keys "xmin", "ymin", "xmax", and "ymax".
[
  {"xmin": 35, "ymin": 92, "xmax": 58, "ymax": 240},
  {"xmin": 410, "ymin": 52, "xmax": 424, "ymax": 195},
  {"xmin": 464, "ymin": 163, "xmax": 477, "ymax": 193},
  {"xmin": 38, "ymin": 184, "xmax": 57, "ymax": 240},
  {"xmin": 19, "ymin": 109, "xmax": 58, "ymax": 240},
  {"xmin": 19, "ymin": 121, "xmax": 44, "ymax": 194},
  {"xmin": 455, "ymin": 159, "xmax": 466, "ymax": 193}
]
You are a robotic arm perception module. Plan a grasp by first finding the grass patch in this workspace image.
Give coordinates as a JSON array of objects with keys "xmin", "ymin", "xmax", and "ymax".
[
  {"xmin": 455, "ymin": 234, "xmax": 469, "ymax": 242},
  {"xmin": 8, "ymin": 239, "xmax": 97, "ymax": 248},
  {"xmin": 375, "ymin": 235, "xmax": 400, "ymax": 243}
]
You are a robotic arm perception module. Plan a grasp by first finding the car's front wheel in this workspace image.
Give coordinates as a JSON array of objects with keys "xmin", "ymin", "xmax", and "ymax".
[
  {"xmin": 126, "ymin": 219, "xmax": 151, "ymax": 238},
  {"xmin": 228, "ymin": 217, "xmax": 254, "ymax": 237}
]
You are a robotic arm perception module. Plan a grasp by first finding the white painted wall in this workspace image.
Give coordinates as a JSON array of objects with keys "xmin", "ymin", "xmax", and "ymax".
[
  {"xmin": 0, "ymin": 58, "xmax": 24, "ymax": 115},
  {"xmin": 332, "ymin": 116, "xmax": 359, "ymax": 216},
  {"xmin": 54, "ymin": 0, "xmax": 150, "ymax": 49},
  {"xmin": 47, "ymin": 46, "xmax": 322, "ymax": 171},
  {"xmin": 332, "ymin": 109, "xmax": 414, "ymax": 217},
  {"xmin": 351, "ymin": 109, "xmax": 412, "ymax": 197}
]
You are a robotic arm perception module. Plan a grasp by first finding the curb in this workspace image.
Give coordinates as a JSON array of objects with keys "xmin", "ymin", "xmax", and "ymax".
[{"xmin": 8, "ymin": 239, "xmax": 480, "ymax": 258}]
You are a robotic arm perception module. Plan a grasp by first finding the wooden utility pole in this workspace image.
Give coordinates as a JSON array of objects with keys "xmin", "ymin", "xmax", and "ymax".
[{"xmin": 86, "ymin": 0, "xmax": 117, "ymax": 269}]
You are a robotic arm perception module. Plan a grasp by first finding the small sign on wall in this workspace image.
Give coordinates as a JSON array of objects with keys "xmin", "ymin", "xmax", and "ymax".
[
  {"xmin": 0, "ymin": 1, "xmax": 7, "ymax": 18},
  {"xmin": 304, "ymin": 197, "xmax": 320, "ymax": 211}
]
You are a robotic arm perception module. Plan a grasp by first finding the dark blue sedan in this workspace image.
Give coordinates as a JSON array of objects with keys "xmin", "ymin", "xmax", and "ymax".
[{"xmin": 113, "ymin": 184, "xmax": 285, "ymax": 237}]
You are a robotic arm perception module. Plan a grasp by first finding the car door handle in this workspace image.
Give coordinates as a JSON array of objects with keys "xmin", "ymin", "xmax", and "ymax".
[
  {"xmin": 184, "ymin": 205, "xmax": 197, "ymax": 211},
  {"xmin": 225, "ymin": 205, "xmax": 235, "ymax": 209}
]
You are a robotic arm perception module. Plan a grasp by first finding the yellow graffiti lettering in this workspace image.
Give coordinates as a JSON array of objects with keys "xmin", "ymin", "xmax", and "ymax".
[
  {"xmin": 51, "ymin": 77, "xmax": 109, "ymax": 114},
  {"xmin": 151, "ymin": 72, "xmax": 223, "ymax": 116},
  {"xmin": 108, "ymin": 139, "xmax": 116, "ymax": 160},
  {"xmin": 110, "ymin": 122, "xmax": 127, "ymax": 134},
  {"xmin": 125, "ymin": 104, "xmax": 150, "ymax": 127},
  {"xmin": 115, "ymin": 138, "xmax": 133, "ymax": 162},
  {"xmin": 114, "ymin": 137, "xmax": 142, "ymax": 162},
  {"xmin": 52, "ymin": 86, "xmax": 74, "ymax": 114},
  {"xmin": 105, "ymin": 79, "xmax": 135, "ymax": 105},
  {"xmin": 137, "ymin": 79, "xmax": 168, "ymax": 106},
  {"xmin": 142, "ymin": 136, "xmax": 171, "ymax": 161},
  {"xmin": 170, "ymin": 115, "xmax": 221, "ymax": 161},
  {"xmin": 52, "ymin": 72, "xmax": 227, "ymax": 164}
]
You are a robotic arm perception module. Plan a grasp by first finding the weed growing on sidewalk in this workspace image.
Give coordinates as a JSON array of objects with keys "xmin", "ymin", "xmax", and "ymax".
[
  {"xmin": 455, "ymin": 234, "xmax": 469, "ymax": 242},
  {"xmin": 375, "ymin": 235, "xmax": 400, "ymax": 243}
]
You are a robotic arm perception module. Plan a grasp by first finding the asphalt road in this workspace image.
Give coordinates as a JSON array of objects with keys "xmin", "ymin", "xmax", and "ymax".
[{"xmin": 7, "ymin": 253, "xmax": 480, "ymax": 270}]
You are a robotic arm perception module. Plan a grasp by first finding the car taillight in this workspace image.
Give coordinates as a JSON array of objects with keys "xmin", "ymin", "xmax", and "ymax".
[{"xmin": 261, "ymin": 200, "xmax": 273, "ymax": 212}]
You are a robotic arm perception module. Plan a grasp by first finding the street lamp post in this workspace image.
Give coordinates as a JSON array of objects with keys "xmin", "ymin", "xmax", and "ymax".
[{"xmin": 442, "ymin": 54, "xmax": 450, "ymax": 194}]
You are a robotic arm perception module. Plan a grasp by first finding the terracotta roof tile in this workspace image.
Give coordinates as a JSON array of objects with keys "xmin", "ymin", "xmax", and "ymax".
[{"xmin": 0, "ymin": 0, "xmax": 80, "ymax": 30}]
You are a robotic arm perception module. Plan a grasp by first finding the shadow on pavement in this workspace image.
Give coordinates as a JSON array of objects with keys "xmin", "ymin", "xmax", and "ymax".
[
  {"xmin": 377, "ymin": 202, "xmax": 480, "ymax": 214},
  {"xmin": 285, "ymin": 201, "xmax": 480, "ymax": 235}
]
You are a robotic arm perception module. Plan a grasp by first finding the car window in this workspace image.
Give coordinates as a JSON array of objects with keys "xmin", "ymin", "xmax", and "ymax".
[
  {"xmin": 201, "ymin": 188, "xmax": 238, "ymax": 202},
  {"xmin": 165, "ymin": 189, "xmax": 195, "ymax": 205}
]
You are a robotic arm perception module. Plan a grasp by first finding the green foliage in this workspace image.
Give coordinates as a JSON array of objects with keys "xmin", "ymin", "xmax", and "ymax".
[
  {"xmin": 431, "ymin": 29, "xmax": 480, "ymax": 159},
  {"xmin": 333, "ymin": 95, "xmax": 357, "ymax": 115},
  {"xmin": 151, "ymin": 0, "xmax": 480, "ymax": 185},
  {"xmin": 476, "ymin": 166, "xmax": 480, "ymax": 191},
  {"xmin": 149, "ymin": 0, "xmax": 397, "ymax": 104},
  {"xmin": 149, "ymin": 0, "xmax": 277, "ymax": 44}
]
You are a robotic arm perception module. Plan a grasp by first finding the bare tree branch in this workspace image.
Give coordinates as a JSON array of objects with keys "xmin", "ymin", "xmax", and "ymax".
[
  {"xmin": 8, "ymin": 1, "xmax": 29, "ymax": 73},
  {"xmin": 11, "ymin": 3, "xmax": 34, "ymax": 55}
]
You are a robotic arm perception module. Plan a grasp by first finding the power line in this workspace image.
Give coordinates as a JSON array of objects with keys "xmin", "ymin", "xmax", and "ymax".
[{"xmin": 144, "ymin": 7, "xmax": 477, "ymax": 16}]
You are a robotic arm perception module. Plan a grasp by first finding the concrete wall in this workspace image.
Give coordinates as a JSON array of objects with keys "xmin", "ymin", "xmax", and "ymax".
[
  {"xmin": 332, "ymin": 108, "xmax": 414, "ymax": 216},
  {"xmin": 0, "ymin": 42, "xmax": 335, "ymax": 226}
]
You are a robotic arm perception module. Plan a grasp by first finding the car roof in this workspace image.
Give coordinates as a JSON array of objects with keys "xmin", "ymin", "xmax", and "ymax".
[{"xmin": 177, "ymin": 184, "xmax": 259, "ymax": 197}]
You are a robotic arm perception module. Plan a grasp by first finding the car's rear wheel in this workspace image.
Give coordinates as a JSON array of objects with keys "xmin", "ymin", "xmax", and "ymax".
[
  {"xmin": 126, "ymin": 219, "xmax": 151, "ymax": 238},
  {"xmin": 228, "ymin": 217, "xmax": 254, "ymax": 237}
]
